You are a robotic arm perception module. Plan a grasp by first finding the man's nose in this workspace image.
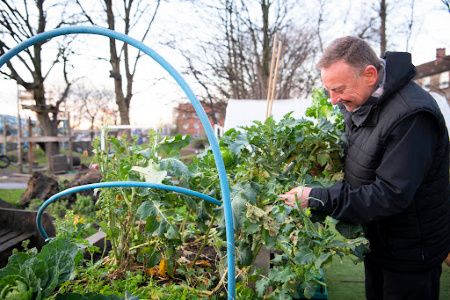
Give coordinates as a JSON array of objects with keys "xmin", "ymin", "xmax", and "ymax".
[{"xmin": 329, "ymin": 91, "xmax": 340, "ymax": 105}]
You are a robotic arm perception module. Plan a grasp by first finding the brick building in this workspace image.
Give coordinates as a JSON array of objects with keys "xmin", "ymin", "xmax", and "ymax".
[
  {"xmin": 414, "ymin": 48, "xmax": 450, "ymax": 104},
  {"xmin": 173, "ymin": 101, "xmax": 226, "ymax": 137}
]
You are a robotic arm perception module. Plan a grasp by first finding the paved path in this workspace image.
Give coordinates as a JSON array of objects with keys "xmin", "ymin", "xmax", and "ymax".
[{"xmin": 0, "ymin": 182, "xmax": 27, "ymax": 189}]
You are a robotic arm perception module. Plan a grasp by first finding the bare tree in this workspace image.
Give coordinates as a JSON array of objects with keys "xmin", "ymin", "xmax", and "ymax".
[
  {"xmin": 75, "ymin": 0, "xmax": 161, "ymax": 125},
  {"xmin": 404, "ymin": 0, "xmax": 415, "ymax": 51},
  {"xmin": 0, "ymin": 0, "xmax": 76, "ymax": 156},
  {"xmin": 316, "ymin": 0, "xmax": 326, "ymax": 53},
  {"xmin": 69, "ymin": 81, "xmax": 116, "ymax": 139},
  {"xmin": 175, "ymin": 0, "xmax": 318, "ymax": 112},
  {"xmin": 348, "ymin": 0, "xmax": 416, "ymax": 55}
]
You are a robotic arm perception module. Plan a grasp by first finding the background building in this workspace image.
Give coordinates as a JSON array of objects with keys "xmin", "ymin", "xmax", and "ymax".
[
  {"xmin": 173, "ymin": 102, "xmax": 226, "ymax": 137},
  {"xmin": 415, "ymin": 48, "xmax": 450, "ymax": 104}
]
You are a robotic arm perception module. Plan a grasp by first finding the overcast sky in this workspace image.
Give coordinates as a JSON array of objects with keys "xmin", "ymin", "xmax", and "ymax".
[{"xmin": 0, "ymin": 0, "xmax": 449, "ymax": 129}]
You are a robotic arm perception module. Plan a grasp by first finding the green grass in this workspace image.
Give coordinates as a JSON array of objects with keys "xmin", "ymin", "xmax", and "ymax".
[
  {"xmin": 325, "ymin": 256, "xmax": 450, "ymax": 300},
  {"xmin": 5, "ymin": 147, "xmax": 93, "ymax": 167},
  {"xmin": 0, "ymin": 188, "xmax": 25, "ymax": 207}
]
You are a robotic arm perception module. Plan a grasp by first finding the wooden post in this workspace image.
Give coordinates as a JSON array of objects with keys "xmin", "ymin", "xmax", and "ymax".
[
  {"xmin": 46, "ymin": 143, "xmax": 52, "ymax": 173},
  {"xmin": 27, "ymin": 118, "xmax": 34, "ymax": 175},
  {"xmin": 67, "ymin": 113, "xmax": 73, "ymax": 170},
  {"xmin": 16, "ymin": 85, "xmax": 23, "ymax": 173},
  {"xmin": 2, "ymin": 119, "xmax": 6, "ymax": 155}
]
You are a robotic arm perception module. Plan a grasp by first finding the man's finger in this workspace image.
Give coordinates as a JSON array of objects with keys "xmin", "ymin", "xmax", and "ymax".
[{"xmin": 284, "ymin": 199, "xmax": 294, "ymax": 207}]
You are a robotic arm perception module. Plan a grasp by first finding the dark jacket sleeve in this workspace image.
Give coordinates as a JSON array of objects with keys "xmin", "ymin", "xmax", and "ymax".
[{"xmin": 308, "ymin": 112, "xmax": 439, "ymax": 224}]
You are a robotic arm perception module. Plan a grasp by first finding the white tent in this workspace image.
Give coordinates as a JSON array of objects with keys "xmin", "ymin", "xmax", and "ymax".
[
  {"xmin": 223, "ymin": 98, "xmax": 312, "ymax": 131},
  {"xmin": 223, "ymin": 94, "xmax": 450, "ymax": 134},
  {"xmin": 430, "ymin": 92, "xmax": 450, "ymax": 135}
]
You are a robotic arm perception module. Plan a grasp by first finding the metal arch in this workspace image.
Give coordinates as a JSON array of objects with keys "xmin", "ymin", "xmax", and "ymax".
[{"xmin": 0, "ymin": 26, "xmax": 235, "ymax": 299}]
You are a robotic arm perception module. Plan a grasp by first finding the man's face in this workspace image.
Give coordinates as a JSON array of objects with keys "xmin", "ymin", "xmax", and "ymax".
[{"xmin": 321, "ymin": 60, "xmax": 378, "ymax": 112}]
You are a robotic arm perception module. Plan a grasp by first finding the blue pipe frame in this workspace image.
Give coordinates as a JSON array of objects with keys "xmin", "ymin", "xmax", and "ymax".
[{"xmin": 0, "ymin": 26, "xmax": 235, "ymax": 299}]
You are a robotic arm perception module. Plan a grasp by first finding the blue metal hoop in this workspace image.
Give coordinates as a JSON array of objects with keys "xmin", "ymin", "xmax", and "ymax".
[{"xmin": 0, "ymin": 26, "xmax": 235, "ymax": 299}]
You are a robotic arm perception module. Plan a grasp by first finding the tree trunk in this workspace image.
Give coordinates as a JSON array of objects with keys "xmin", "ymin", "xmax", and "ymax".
[
  {"xmin": 105, "ymin": 0, "xmax": 130, "ymax": 125},
  {"xmin": 261, "ymin": 0, "xmax": 271, "ymax": 97},
  {"xmin": 32, "ymin": 85, "xmax": 59, "ymax": 157},
  {"xmin": 379, "ymin": 0, "xmax": 387, "ymax": 55},
  {"xmin": 90, "ymin": 116, "xmax": 95, "ymax": 141}
]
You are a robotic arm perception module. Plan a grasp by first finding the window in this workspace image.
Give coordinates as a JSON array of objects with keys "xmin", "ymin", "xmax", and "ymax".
[
  {"xmin": 439, "ymin": 72, "xmax": 449, "ymax": 89},
  {"xmin": 422, "ymin": 77, "xmax": 431, "ymax": 90},
  {"xmin": 182, "ymin": 124, "xmax": 189, "ymax": 130}
]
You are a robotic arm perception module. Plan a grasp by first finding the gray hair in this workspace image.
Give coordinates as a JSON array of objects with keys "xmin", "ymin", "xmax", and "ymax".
[{"xmin": 317, "ymin": 36, "xmax": 381, "ymax": 72}]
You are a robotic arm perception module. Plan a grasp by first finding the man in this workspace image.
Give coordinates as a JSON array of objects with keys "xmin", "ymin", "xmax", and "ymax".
[{"xmin": 280, "ymin": 36, "xmax": 449, "ymax": 300}]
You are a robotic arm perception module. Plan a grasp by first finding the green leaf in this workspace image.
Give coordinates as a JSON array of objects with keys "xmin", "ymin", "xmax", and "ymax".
[
  {"xmin": 222, "ymin": 128, "xmax": 249, "ymax": 155},
  {"xmin": 230, "ymin": 183, "xmax": 257, "ymax": 231},
  {"xmin": 237, "ymin": 245, "xmax": 253, "ymax": 267},
  {"xmin": 147, "ymin": 251, "xmax": 161, "ymax": 268},
  {"xmin": 335, "ymin": 220, "xmax": 365, "ymax": 239},
  {"xmin": 316, "ymin": 152, "xmax": 330, "ymax": 167},
  {"xmin": 242, "ymin": 220, "xmax": 259, "ymax": 234},
  {"xmin": 158, "ymin": 134, "xmax": 191, "ymax": 157},
  {"xmin": 156, "ymin": 219, "xmax": 169, "ymax": 236},
  {"xmin": 255, "ymin": 277, "xmax": 270, "ymax": 297},
  {"xmin": 137, "ymin": 201, "xmax": 163, "ymax": 219},
  {"xmin": 269, "ymin": 266, "xmax": 295, "ymax": 283},
  {"xmin": 145, "ymin": 216, "xmax": 159, "ymax": 234},
  {"xmin": 0, "ymin": 275, "xmax": 32, "ymax": 300},
  {"xmin": 138, "ymin": 247, "xmax": 160, "ymax": 268},
  {"xmin": 165, "ymin": 225, "xmax": 181, "ymax": 240},
  {"xmin": 236, "ymin": 283, "xmax": 256, "ymax": 300},
  {"xmin": 0, "ymin": 239, "xmax": 79, "ymax": 300},
  {"xmin": 261, "ymin": 228, "xmax": 276, "ymax": 248},
  {"xmin": 0, "ymin": 252, "xmax": 31, "ymax": 279},
  {"xmin": 131, "ymin": 162, "xmax": 167, "ymax": 184},
  {"xmin": 160, "ymin": 158, "xmax": 192, "ymax": 180},
  {"xmin": 294, "ymin": 247, "xmax": 315, "ymax": 265},
  {"xmin": 137, "ymin": 201, "xmax": 175, "ymax": 240},
  {"xmin": 34, "ymin": 239, "xmax": 80, "ymax": 297},
  {"xmin": 314, "ymin": 253, "xmax": 331, "ymax": 269}
]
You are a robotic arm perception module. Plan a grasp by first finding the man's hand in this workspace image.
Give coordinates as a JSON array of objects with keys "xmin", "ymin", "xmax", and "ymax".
[
  {"xmin": 445, "ymin": 252, "xmax": 450, "ymax": 267},
  {"xmin": 279, "ymin": 186, "xmax": 311, "ymax": 208}
]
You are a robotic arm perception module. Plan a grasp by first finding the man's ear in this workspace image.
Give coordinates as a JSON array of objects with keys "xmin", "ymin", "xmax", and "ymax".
[{"xmin": 363, "ymin": 65, "xmax": 378, "ymax": 86}]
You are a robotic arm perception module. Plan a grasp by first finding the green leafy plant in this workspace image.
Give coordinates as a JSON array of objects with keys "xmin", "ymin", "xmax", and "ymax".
[
  {"xmin": 72, "ymin": 194, "xmax": 97, "ymax": 219},
  {"xmin": 92, "ymin": 132, "xmax": 196, "ymax": 274},
  {"xmin": 306, "ymin": 88, "xmax": 344, "ymax": 131},
  {"xmin": 185, "ymin": 88, "xmax": 366, "ymax": 298},
  {"xmin": 0, "ymin": 275, "xmax": 32, "ymax": 300},
  {"xmin": 59, "ymin": 88, "xmax": 367, "ymax": 299},
  {"xmin": 92, "ymin": 134, "xmax": 155, "ymax": 270},
  {"xmin": 0, "ymin": 238, "xmax": 81, "ymax": 300},
  {"xmin": 27, "ymin": 198, "xmax": 69, "ymax": 219}
]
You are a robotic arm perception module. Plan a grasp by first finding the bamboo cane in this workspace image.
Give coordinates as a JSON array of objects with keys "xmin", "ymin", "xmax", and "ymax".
[
  {"xmin": 266, "ymin": 34, "xmax": 278, "ymax": 118},
  {"xmin": 267, "ymin": 40, "xmax": 282, "ymax": 117}
]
